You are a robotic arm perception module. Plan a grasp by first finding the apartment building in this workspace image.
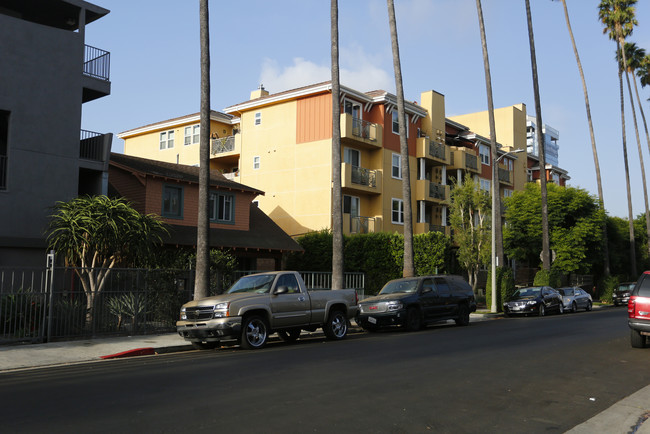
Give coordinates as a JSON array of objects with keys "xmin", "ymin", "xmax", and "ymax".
[
  {"xmin": 120, "ymin": 82, "xmax": 530, "ymax": 238},
  {"xmin": 0, "ymin": 0, "xmax": 112, "ymax": 266}
]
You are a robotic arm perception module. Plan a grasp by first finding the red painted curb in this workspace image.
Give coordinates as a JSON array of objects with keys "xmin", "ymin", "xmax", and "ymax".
[{"xmin": 100, "ymin": 347, "xmax": 155, "ymax": 359}]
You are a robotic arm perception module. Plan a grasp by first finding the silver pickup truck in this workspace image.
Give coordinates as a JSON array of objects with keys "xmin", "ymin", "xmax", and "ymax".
[{"xmin": 177, "ymin": 271, "xmax": 358, "ymax": 350}]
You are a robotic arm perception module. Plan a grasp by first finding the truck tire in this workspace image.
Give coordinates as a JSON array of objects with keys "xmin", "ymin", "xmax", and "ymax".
[
  {"xmin": 240, "ymin": 315, "xmax": 269, "ymax": 350},
  {"xmin": 631, "ymin": 329, "xmax": 647, "ymax": 348},
  {"xmin": 191, "ymin": 341, "xmax": 218, "ymax": 350},
  {"xmin": 324, "ymin": 310, "xmax": 348, "ymax": 340},
  {"xmin": 278, "ymin": 329, "xmax": 301, "ymax": 343}
]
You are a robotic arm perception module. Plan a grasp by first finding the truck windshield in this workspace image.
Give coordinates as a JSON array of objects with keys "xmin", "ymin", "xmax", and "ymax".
[
  {"xmin": 379, "ymin": 279, "xmax": 418, "ymax": 294},
  {"xmin": 228, "ymin": 274, "xmax": 276, "ymax": 294}
]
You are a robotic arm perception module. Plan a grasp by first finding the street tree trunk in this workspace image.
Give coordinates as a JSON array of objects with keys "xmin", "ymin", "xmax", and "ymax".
[
  {"xmin": 195, "ymin": 0, "xmax": 211, "ymax": 299},
  {"xmin": 331, "ymin": 0, "xmax": 344, "ymax": 290},
  {"xmin": 387, "ymin": 0, "xmax": 414, "ymax": 277}
]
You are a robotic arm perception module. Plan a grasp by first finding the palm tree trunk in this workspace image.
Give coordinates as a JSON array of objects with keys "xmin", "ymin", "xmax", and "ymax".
[
  {"xmin": 560, "ymin": 0, "xmax": 610, "ymax": 276},
  {"xmin": 331, "ymin": 0, "xmax": 344, "ymax": 290},
  {"xmin": 475, "ymin": 0, "xmax": 500, "ymax": 313},
  {"xmin": 616, "ymin": 41, "xmax": 637, "ymax": 277},
  {"xmin": 525, "ymin": 0, "xmax": 550, "ymax": 271},
  {"xmin": 387, "ymin": 0, "xmax": 414, "ymax": 277},
  {"xmin": 631, "ymin": 71, "xmax": 650, "ymax": 257},
  {"xmin": 195, "ymin": 0, "xmax": 211, "ymax": 299}
]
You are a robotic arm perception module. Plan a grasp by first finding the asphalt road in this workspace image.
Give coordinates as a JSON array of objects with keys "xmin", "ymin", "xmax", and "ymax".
[{"xmin": 1, "ymin": 308, "xmax": 648, "ymax": 433}]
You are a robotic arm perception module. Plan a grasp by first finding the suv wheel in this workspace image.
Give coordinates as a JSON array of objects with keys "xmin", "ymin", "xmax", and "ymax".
[
  {"xmin": 455, "ymin": 304, "xmax": 470, "ymax": 326},
  {"xmin": 631, "ymin": 329, "xmax": 647, "ymax": 348},
  {"xmin": 405, "ymin": 307, "xmax": 422, "ymax": 331}
]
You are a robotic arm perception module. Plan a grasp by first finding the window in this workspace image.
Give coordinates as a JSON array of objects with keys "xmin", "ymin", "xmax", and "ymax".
[
  {"xmin": 276, "ymin": 273, "xmax": 301, "ymax": 294},
  {"xmin": 392, "ymin": 153, "xmax": 401, "ymax": 179},
  {"xmin": 480, "ymin": 179, "xmax": 491, "ymax": 192},
  {"xmin": 160, "ymin": 130, "xmax": 174, "ymax": 150},
  {"xmin": 0, "ymin": 110, "xmax": 8, "ymax": 190},
  {"xmin": 344, "ymin": 148, "xmax": 360, "ymax": 167},
  {"xmin": 344, "ymin": 100, "xmax": 361, "ymax": 119},
  {"xmin": 504, "ymin": 189, "xmax": 513, "ymax": 198},
  {"xmin": 253, "ymin": 156, "xmax": 260, "ymax": 170},
  {"xmin": 479, "ymin": 144, "xmax": 490, "ymax": 165},
  {"xmin": 184, "ymin": 124, "xmax": 200, "ymax": 145},
  {"xmin": 343, "ymin": 195, "xmax": 360, "ymax": 216},
  {"xmin": 392, "ymin": 198, "xmax": 404, "ymax": 224},
  {"xmin": 255, "ymin": 112, "xmax": 262, "ymax": 126},
  {"xmin": 434, "ymin": 278, "xmax": 451, "ymax": 296},
  {"xmin": 209, "ymin": 192, "xmax": 235, "ymax": 223},
  {"xmin": 391, "ymin": 111, "xmax": 409, "ymax": 137},
  {"xmin": 162, "ymin": 185, "xmax": 183, "ymax": 218}
]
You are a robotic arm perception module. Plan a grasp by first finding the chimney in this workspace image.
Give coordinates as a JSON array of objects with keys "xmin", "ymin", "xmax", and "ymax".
[{"xmin": 250, "ymin": 84, "xmax": 269, "ymax": 100}]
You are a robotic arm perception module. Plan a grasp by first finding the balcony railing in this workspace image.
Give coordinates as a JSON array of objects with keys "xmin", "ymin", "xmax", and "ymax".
[
  {"xmin": 351, "ymin": 166, "xmax": 377, "ymax": 188},
  {"xmin": 465, "ymin": 153, "xmax": 478, "ymax": 171},
  {"xmin": 0, "ymin": 155, "xmax": 6, "ymax": 190},
  {"xmin": 498, "ymin": 168, "xmax": 511, "ymax": 183},
  {"xmin": 429, "ymin": 224, "xmax": 447, "ymax": 234},
  {"xmin": 83, "ymin": 45, "xmax": 110, "ymax": 81},
  {"xmin": 350, "ymin": 216, "xmax": 377, "ymax": 234},
  {"xmin": 429, "ymin": 182, "xmax": 446, "ymax": 200},
  {"xmin": 352, "ymin": 118, "xmax": 377, "ymax": 142},
  {"xmin": 428, "ymin": 141, "xmax": 447, "ymax": 161},
  {"xmin": 211, "ymin": 136, "xmax": 235, "ymax": 155},
  {"xmin": 80, "ymin": 130, "xmax": 105, "ymax": 161}
]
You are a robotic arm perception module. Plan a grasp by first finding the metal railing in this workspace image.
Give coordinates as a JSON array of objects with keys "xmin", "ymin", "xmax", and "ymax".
[
  {"xmin": 429, "ymin": 182, "xmax": 446, "ymax": 200},
  {"xmin": 0, "ymin": 155, "xmax": 6, "ymax": 190},
  {"xmin": 350, "ymin": 216, "xmax": 376, "ymax": 234},
  {"xmin": 465, "ymin": 153, "xmax": 478, "ymax": 171},
  {"xmin": 299, "ymin": 271, "xmax": 365, "ymax": 291},
  {"xmin": 351, "ymin": 166, "xmax": 377, "ymax": 188},
  {"xmin": 83, "ymin": 45, "xmax": 110, "ymax": 81},
  {"xmin": 498, "ymin": 168, "xmax": 511, "ymax": 183},
  {"xmin": 351, "ymin": 117, "xmax": 377, "ymax": 142},
  {"xmin": 211, "ymin": 136, "xmax": 235, "ymax": 155},
  {"xmin": 428, "ymin": 140, "xmax": 447, "ymax": 161},
  {"xmin": 429, "ymin": 224, "xmax": 447, "ymax": 234},
  {"xmin": 80, "ymin": 129, "xmax": 105, "ymax": 161}
]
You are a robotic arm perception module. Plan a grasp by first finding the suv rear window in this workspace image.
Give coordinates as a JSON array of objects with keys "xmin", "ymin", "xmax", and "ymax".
[{"xmin": 634, "ymin": 273, "xmax": 650, "ymax": 297}]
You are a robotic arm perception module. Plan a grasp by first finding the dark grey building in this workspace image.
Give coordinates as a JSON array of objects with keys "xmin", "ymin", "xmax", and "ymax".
[{"xmin": 0, "ymin": 0, "xmax": 112, "ymax": 266}]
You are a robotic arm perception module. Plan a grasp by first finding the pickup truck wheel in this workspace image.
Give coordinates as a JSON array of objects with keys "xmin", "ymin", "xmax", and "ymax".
[
  {"xmin": 324, "ymin": 310, "xmax": 348, "ymax": 340},
  {"xmin": 278, "ymin": 329, "xmax": 301, "ymax": 343},
  {"xmin": 191, "ymin": 341, "xmax": 218, "ymax": 350},
  {"xmin": 241, "ymin": 315, "xmax": 269, "ymax": 350},
  {"xmin": 405, "ymin": 307, "xmax": 422, "ymax": 331},
  {"xmin": 631, "ymin": 329, "xmax": 647, "ymax": 348},
  {"xmin": 455, "ymin": 304, "xmax": 470, "ymax": 326}
]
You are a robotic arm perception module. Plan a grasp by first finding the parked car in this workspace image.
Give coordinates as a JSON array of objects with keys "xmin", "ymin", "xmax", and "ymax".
[
  {"xmin": 557, "ymin": 287, "xmax": 593, "ymax": 313},
  {"xmin": 355, "ymin": 275, "xmax": 477, "ymax": 332},
  {"xmin": 613, "ymin": 282, "xmax": 635, "ymax": 306},
  {"xmin": 503, "ymin": 286, "xmax": 564, "ymax": 317},
  {"xmin": 177, "ymin": 271, "xmax": 358, "ymax": 350},
  {"xmin": 628, "ymin": 271, "xmax": 650, "ymax": 348}
]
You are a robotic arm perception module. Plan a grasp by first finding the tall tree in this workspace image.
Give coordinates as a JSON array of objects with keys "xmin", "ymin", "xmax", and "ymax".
[
  {"xmin": 620, "ymin": 42, "xmax": 650, "ymax": 257},
  {"xmin": 47, "ymin": 196, "xmax": 167, "ymax": 326},
  {"xmin": 387, "ymin": 0, "xmax": 414, "ymax": 277},
  {"xmin": 525, "ymin": 0, "xmax": 551, "ymax": 271},
  {"xmin": 195, "ymin": 0, "xmax": 211, "ymax": 299},
  {"xmin": 555, "ymin": 0, "xmax": 610, "ymax": 276},
  {"xmin": 599, "ymin": 0, "xmax": 638, "ymax": 277},
  {"xmin": 331, "ymin": 0, "xmax": 344, "ymax": 290},
  {"xmin": 475, "ymin": 0, "xmax": 501, "ymax": 312}
]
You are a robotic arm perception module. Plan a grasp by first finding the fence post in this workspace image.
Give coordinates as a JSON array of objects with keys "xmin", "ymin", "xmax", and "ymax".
[{"xmin": 45, "ymin": 250, "xmax": 55, "ymax": 343}]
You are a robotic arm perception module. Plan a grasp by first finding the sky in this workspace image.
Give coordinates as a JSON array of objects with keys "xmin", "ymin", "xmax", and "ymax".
[{"xmin": 81, "ymin": 0, "xmax": 650, "ymax": 219}]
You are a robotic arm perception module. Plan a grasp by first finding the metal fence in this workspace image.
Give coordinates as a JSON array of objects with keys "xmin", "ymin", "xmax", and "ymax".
[{"xmin": 1, "ymin": 265, "xmax": 366, "ymax": 344}]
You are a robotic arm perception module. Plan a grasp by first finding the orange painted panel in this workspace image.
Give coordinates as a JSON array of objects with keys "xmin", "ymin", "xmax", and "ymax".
[{"xmin": 297, "ymin": 93, "xmax": 332, "ymax": 143}]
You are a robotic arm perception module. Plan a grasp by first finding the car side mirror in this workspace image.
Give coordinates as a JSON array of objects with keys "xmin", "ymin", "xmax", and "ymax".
[
  {"xmin": 421, "ymin": 287, "xmax": 432, "ymax": 294},
  {"xmin": 274, "ymin": 286, "xmax": 288, "ymax": 295}
]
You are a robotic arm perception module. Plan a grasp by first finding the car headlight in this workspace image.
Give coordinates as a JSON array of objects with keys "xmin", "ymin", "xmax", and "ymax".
[
  {"xmin": 180, "ymin": 307, "xmax": 187, "ymax": 320},
  {"xmin": 526, "ymin": 300, "xmax": 538, "ymax": 306},
  {"xmin": 213, "ymin": 302, "xmax": 230, "ymax": 318},
  {"xmin": 386, "ymin": 301, "xmax": 403, "ymax": 311}
]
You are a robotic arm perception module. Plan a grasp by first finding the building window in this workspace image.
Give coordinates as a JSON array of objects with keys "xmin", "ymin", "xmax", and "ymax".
[
  {"xmin": 479, "ymin": 144, "xmax": 490, "ymax": 165},
  {"xmin": 253, "ymin": 156, "xmax": 260, "ymax": 170},
  {"xmin": 184, "ymin": 124, "xmax": 200, "ymax": 145},
  {"xmin": 392, "ymin": 198, "xmax": 404, "ymax": 224},
  {"xmin": 160, "ymin": 130, "xmax": 174, "ymax": 150},
  {"xmin": 255, "ymin": 112, "xmax": 262, "ymax": 126},
  {"xmin": 209, "ymin": 192, "xmax": 235, "ymax": 223},
  {"xmin": 162, "ymin": 185, "xmax": 183, "ymax": 219},
  {"xmin": 343, "ymin": 195, "xmax": 360, "ymax": 216},
  {"xmin": 0, "ymin": 110, "xmax": 8, "ymax": 190},
  {"xmin": 504, "ymin": 189, "xmax": 513, "ymax": 198},
  {"xmin": 392, "ymin": 153, "xmax": 401, "ymax": 179},
  {"xmin": 344, "ymin": 148, "xmax": 360, "ymax": 167},
  {"xmin": 344, "ymin": 100, "xmax": 361, "ymax": 119},
  {"xmin": 391, "ymin": 111, "xmax": 409, "ymax": 137},
  {"xmin": 480, "ymin": 179, "xmax": 491, "ymax": 192}
]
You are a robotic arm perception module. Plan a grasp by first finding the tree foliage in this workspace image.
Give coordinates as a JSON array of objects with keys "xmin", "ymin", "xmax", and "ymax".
[{"xmin": 503, "ymin": 183, "xmax": 605, "ymax": 274}]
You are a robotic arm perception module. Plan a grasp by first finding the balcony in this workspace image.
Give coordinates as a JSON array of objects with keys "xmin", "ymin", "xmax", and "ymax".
[
  {"xmin": 211, "ymin": 135, "xmax": 241, "ymax": 168},
  {"xmin": 341, "ymin": 163, "xmax": 382, "ymax": 194},
  {"xmin": 415, "ymin": 180, "xmax": 449, "ymax": 203},
  {"xmin": 448, "ymin": 148, "xmax": 480, "ymax": 174},
  {"xmin": 343, "ymin": 214, "xmax": 381, "ymax": 235},
  {"xmin": 80, "ymin": 130, "xmax": 111, "ymax": 163},
  {"xmin": 340, "ymin": 114, "xmax": 382, "ymax": 149},
  {"xmin": 82, "ymin": 45, "xmax": 111, "ymax": 103},
  {"xmin": 416, "ymin": 138, "xmax": 448, "ymax": 164},
  {"xmin": 0, "ymin": 155, "xmax": 6, "ymax": 190},
  {"xmin": 498, "ymin": 167, "xmax": 513, "ymax": 186},
  {"xmin": 211, "ymin": 136, "xmax": 237, "ymax": 155},
  {"xmin": 414, "ymin": 222, "xmax": 451, "ymax": 237}
]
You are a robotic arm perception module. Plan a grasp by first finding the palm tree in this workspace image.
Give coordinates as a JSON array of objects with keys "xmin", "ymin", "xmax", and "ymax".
[
  {"xmin": 620, "ymin": 42, "xmax": 650, "ymax": 257},
  {"xmin": 555, "ymin": 0, "xmax": 610, "ymax": 276},
  {"xmin": 475, "ymin": 0, "xmax": 501, "ymax": 312},
  {"xmin": 599, "ymin": 0, "xmax": 638, "ymax": 277},
  {"xmin": 525, "ymin": 0, "xmax": 551, "ymax": 271},
  {"xmin": 387, "ymin": 0, "xmax": 414, "ymax": 277},
  {"xmin": 331, "ymin": 0, "xmax": 344, "ymax": 290},
  {"xmin": 195, "ymin": 0, "xmax": 211, "ymax": 299}
]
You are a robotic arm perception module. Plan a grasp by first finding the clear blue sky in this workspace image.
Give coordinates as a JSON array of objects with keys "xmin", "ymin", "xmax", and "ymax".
[{"xmin": 82, "ymin": 0, "xmax": 650, "ymax": 219}]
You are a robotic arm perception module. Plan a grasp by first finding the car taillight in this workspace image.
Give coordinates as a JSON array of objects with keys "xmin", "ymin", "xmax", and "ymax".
[
  {"xmin": 628, "ymin": 296, "xmax": 636, "ymax": 318},
  {"xmin": 355, "ymin": 290, "xmax": 359, "ymax": 305}
]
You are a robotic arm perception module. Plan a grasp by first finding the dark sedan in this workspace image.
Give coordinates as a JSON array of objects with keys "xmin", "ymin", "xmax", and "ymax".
[{"xmin": 503, "ymin": 286, "xmax": 564, "ymax": 317}]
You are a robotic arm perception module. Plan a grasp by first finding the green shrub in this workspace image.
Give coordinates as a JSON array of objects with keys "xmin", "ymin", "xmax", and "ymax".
[
  {"xmin": 601, "ymin": 275, "xmax": 620, "ymax": 304},
  {"xmin": 533, "ymin": 268, "xmax": 562, "ymax": 287}
]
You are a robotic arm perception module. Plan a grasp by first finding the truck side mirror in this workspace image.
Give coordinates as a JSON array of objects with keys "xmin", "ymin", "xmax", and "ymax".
[{"xmin": 274, "ymin": 286, "xmax": 288, "ymax": 295}]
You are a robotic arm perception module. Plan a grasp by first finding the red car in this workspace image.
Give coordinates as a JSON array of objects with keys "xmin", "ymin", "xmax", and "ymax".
[{"xmin": 628, "ymin": 271, "xmax": 650, "ymax": 348}]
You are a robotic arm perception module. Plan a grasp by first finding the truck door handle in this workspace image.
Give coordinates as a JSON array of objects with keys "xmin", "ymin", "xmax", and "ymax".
[{"xmin": 298, "ymin": 296, "xmax": 305, "ymax": 302}]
